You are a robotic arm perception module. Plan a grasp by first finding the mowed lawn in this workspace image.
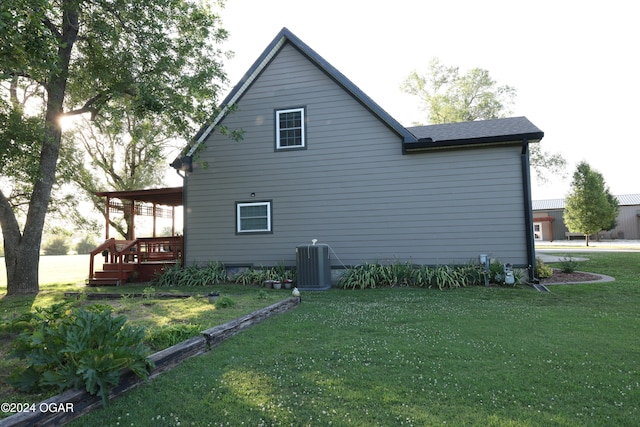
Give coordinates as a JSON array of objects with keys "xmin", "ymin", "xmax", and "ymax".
[
  {"xmin": 57, "ymin": 251, "xmax": 639, "ymax": 427},
  {"xmin": 0, "ymin": 254, "xmax": 99, "ymax": 289},
  {"xmin": 1, "ymin": 253, "xmax": 639, "ymax": 426}
]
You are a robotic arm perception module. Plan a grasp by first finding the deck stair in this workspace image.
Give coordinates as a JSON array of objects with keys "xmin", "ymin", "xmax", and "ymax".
[
  {"xmin": 88, "ymin": 237, "xmax": 183, "ymax": 286},
  {"xmin": 89, "ymin": 262, "xmax": 138, "ymax": 286},
  {"xmin": 88, "ymin": 238, "xmax": 139, "ymax": 286}
]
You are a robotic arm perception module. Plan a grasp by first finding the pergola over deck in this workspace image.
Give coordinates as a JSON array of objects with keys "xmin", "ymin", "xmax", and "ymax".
[
  {"xmin": 95, "ymin": 186, "xmax": 183, "ymax": 239},
  {"xmin": 89, "ymin": 187, "xmax": 184, "ymax": 285}
]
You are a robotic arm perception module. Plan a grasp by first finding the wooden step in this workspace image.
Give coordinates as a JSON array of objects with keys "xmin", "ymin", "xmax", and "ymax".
[
  {"xmin": 101, "ymin": 263, "xmax": 137, "ymax": 272},
  {"xmin": 94, "ymin": 270, "xmax": 132, "ymax": 279},
  {"xmin": 87, "ymin": 277, "xmax": 122, "ymax": 286}
]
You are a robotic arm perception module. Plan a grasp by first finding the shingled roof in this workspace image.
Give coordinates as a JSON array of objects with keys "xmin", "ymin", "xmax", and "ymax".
[{"xmin": 404, "ymin": 117, "xmax": 544, "ymax": 151}]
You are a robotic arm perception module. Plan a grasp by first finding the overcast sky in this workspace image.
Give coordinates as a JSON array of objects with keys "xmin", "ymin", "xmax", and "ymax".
[{"xmin": 210, "ymin": 0, "xmax": 638, "ymax": 200}]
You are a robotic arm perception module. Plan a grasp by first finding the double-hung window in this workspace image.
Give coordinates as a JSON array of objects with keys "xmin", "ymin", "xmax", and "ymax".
[
  {"xmin": 276, "ymin": 107, "xmax": 305, "ymax": 149},
  {"xmin": 236, "ymin": 201, "xmax": 272, "ymax": 233}
]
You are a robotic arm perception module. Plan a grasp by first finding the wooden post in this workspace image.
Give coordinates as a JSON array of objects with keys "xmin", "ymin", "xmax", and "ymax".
[
  {"xmin": 153, "ymin": 203, "xmax": 157, "ymax": 237},
  {"xmin": 105, "ymin": 196, "xmax": 110, "ymax": 240}
]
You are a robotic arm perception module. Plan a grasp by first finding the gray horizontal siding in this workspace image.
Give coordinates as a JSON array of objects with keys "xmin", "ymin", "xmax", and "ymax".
[{"xmin": 185, "ymin": 42, "xmax": 528, "ymax": 268}]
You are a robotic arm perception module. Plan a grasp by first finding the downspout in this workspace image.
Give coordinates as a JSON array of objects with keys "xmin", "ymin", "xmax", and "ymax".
[
  {"xmin": 170, "ymin": 155, "xmax": 192, "ymax": 266},
  {"xmin": 521, "ymin": 139, "xmax": 537, "ymax": 283}
]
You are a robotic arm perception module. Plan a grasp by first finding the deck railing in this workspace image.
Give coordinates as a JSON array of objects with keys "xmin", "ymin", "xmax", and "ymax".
[{"xmin": 89, "ymin": 237, "xmax": 183, "ymax": 284}]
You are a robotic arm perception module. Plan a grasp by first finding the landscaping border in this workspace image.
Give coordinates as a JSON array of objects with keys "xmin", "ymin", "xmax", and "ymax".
[{"xmin": 0, "ymin": 297, "xmax": 300, "ymax": 427}]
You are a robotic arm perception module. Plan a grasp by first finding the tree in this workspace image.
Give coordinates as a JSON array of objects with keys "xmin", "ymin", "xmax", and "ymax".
[
  {"xmin": 0, "ymin": 0, "xmax": 229, "ymax": 294},
  {"xmin": 75, "ymin": 235, "xmax": 98, "ymax": 254},
  {"xmin": 401, "ymin": 57, "xmax": 567, "ymax": 181},
  {"xmin": 564, "ymin": 162, "xmax": 619, "ymax": 246},
  {"xmin": 42, "ymin": 236, "xmax": 69, "ymax": 255},
  {"xmin": 67, "ymin": 110, "xmax": 171, "ymax": 240}
]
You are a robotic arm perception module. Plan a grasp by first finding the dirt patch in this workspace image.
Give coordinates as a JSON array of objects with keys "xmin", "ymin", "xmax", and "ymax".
[{"xmin": 542, "ymin": 269, "xmax": 603, "ymax": 284}]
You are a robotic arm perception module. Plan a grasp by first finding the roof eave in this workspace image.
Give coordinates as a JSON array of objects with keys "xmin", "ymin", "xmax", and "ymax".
[{"xmin": 403, "ymin": 131, "xmax": 544, "ymax": 152}]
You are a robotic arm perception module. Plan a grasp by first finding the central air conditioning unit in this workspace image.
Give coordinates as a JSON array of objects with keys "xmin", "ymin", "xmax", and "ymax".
[{"xmin": 296, "ymin": 243, "xmax": 331, "ymax": 290}]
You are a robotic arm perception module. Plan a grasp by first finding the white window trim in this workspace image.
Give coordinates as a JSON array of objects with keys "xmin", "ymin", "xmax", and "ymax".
[
  {"xmin": 276, "ymin": 107, "xmax": 305, "ymax": 149},
  {"xmin": 236, "ymin": 201, "xmax": 272, "ymax": 233}
]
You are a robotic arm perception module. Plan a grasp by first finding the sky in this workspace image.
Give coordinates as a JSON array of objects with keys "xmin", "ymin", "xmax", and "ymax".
[{"xmin": 188, "ymin": 0, "xmax": 639, "ymax": 201}]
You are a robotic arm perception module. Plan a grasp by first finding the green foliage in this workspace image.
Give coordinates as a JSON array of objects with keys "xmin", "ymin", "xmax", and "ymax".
[
  {"xmin": 401, "ymin": 57, "xmax": 516, "ymax": 124},
  {"xmin": 7, "ymin": 302, "xmax": 153, "ymax": 406},
  {"xmin": 0, "ymin": 0, "xmax": 230, "ymax": 295},
  {"xmin": 153, "ymin": 262, "xmax": 227, "ymax": 287},
  {"xmin": 75, "ymin": 235, "xmax": 97, "ymax": 254},
  {"xmin": 338, "ymin": 261, "xmax": 487, "ymax": 290},
  {"xmin": 401, "ymin": 57, "xmax": 565, "ymax": 182},
  {"xmin": 232, "ymin": 264, "xmax": 295, "ymax": 286},
  {"xmin": 489, "ymin": 260, "xmax": 505, "ymax": 284},
  {"xmin": 564, "ymin": 162, "xmax": 619, "ymax": 245},
  {"xmin": 559, "ymin": 257, "xmax": 579, "ymax": 274},
  {"xmin": 8, "ymin": 253, "xmax": 640, "ymax": 426},
  {"xmin": 214, "ymin": 296, "xmax": 236, "ymax": 309},
  {"xmin": 145, "ymin": 324, "xmax": 202, "ymax": 351},
  {"xmin": 534, "ymin": 258, "xmax": 553, "ymax": 279},
  {"xmin": 42, "ymin": 237, "xmax": 70, "ymax": 255}
]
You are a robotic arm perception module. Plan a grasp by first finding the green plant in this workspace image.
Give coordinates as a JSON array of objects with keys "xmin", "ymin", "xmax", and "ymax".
[
  {"xmin": 338, "ymin": 262, "xmax": 486, "ymax": 290},
  {"xmin": 559, "ymin": 256, "xmax": 579, "ymax": 273},
  {"xmin": 65, "ymin": 252, "xmax": 640, "ymax": 426},
  {"xmin": 145, "ymin": 324, "xmax": 202, "ymax": 351},
  {"xmin": 7, "ymin": 303, "xmax": 153, "ymax": 406},
  {"xmin": 232, "ymin": 265, "xmax": 295, "ymax": 286},
  {"xmin": 42, "ymin": 237, "xmax": 70, "ymax": 256},
  {"xmin": 534, "ymin": 257, "xmax": 553, "ymax": 279},
  {"xmin": 142, "ymin": 286, "xmax": 156, "ymax": 299},
  {"xmin": 214, "ymin": 296, "xmax": 236, "ymax": 309},
  {"xmin": 338, "ymin": 263, "xmax": 380, "ymax": 289},
  {"xmin": 153, "ymin": 262, "xmax": 227, "ymax": 287},
  {"xmin": 489, "ymin": 260, "xmax": 505, "ymax": 284}
]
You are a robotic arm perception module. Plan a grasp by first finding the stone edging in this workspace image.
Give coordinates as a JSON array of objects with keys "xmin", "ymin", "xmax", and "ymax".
[
  {"xmin": 0, "ymin": 297, "xmax": 301, "ymax": 427},
  {"xmin": 542, "ymin": 271, "xmax": 615, "ymax": 285}
]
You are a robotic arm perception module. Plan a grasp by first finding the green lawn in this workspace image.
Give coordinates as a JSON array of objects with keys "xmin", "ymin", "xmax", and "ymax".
[
  {"xmin": 0, "ymin": 254, "xmax": 99, "ymax": 289},
  {"xmin": 54, "ymin": 252, "xmax": 639, "ymax": 427},
  {"xmin": 1, "ymin": 253, "xmax": 638, "ymax": 426}
]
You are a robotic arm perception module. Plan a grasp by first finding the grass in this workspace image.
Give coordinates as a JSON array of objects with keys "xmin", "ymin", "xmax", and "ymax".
[
  {"xmin": 54, "ymin": 252, "xmax": 638, "ymax": 427},
  {"xmin": 0, "ymin": 258, "xmax": 289, "ymax": 416},
  {"xmin": 0, "ymin": 254, "xmax": 100, "ymax": 289},
  {"xmin": 1, "ymin": 253, "xmax": 639, "ymax": 426}
]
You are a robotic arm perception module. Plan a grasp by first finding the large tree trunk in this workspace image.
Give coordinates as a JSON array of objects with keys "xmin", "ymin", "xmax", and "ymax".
[{"xmin": 1, "ymin": 4, "xmax": 78, "ymax": 295}]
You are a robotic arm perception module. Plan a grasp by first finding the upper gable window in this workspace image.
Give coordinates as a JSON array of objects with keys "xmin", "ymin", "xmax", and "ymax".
[{"xmin": 276, "ymin": 107, "xmax": 305, "ymax": 150}]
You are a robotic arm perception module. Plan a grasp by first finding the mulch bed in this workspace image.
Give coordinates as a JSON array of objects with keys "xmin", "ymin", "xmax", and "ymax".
[{"xmin": 541, "ymin": 268, "xmax": 602, "ymax": 284}]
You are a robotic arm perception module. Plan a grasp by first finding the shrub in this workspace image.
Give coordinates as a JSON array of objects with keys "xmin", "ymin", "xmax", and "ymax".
[
  {"xmin": 153, "ymin": 261, "xmax": 227, "ymax": 286},
  {"xmin": 231, "ymin": 263, "xmax": 295, "ymax": 286},
  {"xmin": 338, "ymin": 261, "xmax": 486, "ymax": 290},
  {"xmin": 8, "ymin": 302, "xmax": 153, "ymax": 406},
  {"xmin": 214, "ymin": 296, "xmax": 236, "ymax": 308},
  {"xmin": 534, "ymin": 258, "xmax": 553, "ymax": 279},
  {"xmin": 42, "ymin": 237, "xmax": 69, "ymax": 255},
  {"xmin": 338, "ymin": 263, "xmax": 381, "ymax": 289},
  {"xmin": 489, "ymin": 260, "xmax": 505, "ymax": 284},
  {"xmin": 559, "ymin": 257, "xmax": 579, "ymax": 273},
  {"xmin": 75, "ymin": 236, "xmax": 98, "ymax": 254},
  {"xmin": 145, "ymin": 323, "xmax": 202, "ymax": 351}
]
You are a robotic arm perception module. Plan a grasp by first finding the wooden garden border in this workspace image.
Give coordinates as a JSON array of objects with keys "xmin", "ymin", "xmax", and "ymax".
[{"xmin": 0, "ymin": 297, "xmax": 300, "ymax": 427}]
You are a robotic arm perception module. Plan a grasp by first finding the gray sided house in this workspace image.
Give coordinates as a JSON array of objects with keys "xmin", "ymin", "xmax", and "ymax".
[{"xmin": 172, "ymin": 28, "xmax": 544, "ymax": 281}]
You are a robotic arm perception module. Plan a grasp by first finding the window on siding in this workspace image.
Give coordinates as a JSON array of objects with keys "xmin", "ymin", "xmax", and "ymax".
[
  {"xmin": 237, "ymin": 201, "xmax": 272, "ymax": 233},
  {"xmin": 276, "ymin": 108, "xmax": 305, "ymax": 149}
]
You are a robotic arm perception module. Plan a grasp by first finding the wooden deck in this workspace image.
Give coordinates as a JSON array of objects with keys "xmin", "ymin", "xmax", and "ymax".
[{"xmin": 88, "ymin": 237, "xmax": 183, "ymax": 286}]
